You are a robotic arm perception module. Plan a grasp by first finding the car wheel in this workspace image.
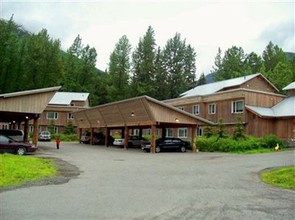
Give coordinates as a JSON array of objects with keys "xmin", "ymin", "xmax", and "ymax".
[
  {"xmin": 16, "ymin": 147, "xmax": 26, "ymax": 155},
  {"xmin": 180, "ymin": 146, "xmax": 186, "ymax": 152},
  {"xmin": 155, "ymin": 146, "xmax": 161, "ymax": 153}
]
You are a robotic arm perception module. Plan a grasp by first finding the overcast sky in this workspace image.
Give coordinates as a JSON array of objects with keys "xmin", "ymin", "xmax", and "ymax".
[{"xmin": 1, "ymin": 0, "xmax": 294, "ymax": 78}]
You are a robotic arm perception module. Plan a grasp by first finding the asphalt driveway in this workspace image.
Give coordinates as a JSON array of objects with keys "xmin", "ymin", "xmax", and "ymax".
[{"xmin": 1, "ymin": 142, "xmax": 294, "ymax": 220}]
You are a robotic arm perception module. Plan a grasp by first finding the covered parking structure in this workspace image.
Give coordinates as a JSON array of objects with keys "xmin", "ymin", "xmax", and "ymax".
[
  {"xmin": 72, "ymin": 96, "xmax": 213, "ymax": 153},
  {"xmin": 0, "ymin": 86, "xmax": 61, "ymax": 145}
]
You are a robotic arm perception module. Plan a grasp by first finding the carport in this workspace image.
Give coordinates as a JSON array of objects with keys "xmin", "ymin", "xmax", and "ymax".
[
  {"xmin": 72, "ymin": 96, "xmax": 212, "ymax": 153},
  {"xmin": 0, "ymin": 86, "xmax": 61, "ymax": 145}
]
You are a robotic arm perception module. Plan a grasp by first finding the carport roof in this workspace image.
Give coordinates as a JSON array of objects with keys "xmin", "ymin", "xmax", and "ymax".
[
  {"xmin": 72, "ymin": 95, "xmax": 213, "ymax": 128},
  {"xmin": 0, "ymin": 86, "xmax": 61, "ymax": 122}
]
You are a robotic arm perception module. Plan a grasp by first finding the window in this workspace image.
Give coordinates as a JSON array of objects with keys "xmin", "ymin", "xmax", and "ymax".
[
  {"xmin": 208, "ymin": 103, "xmax": 216, "ymax": 115},
  {"xmin": 178, "ymin": 128, "xmax": 187, "ymax": 138},
  {"xmin": 192, "ymin": 105, "xmax": 200, "ymax": 115},
  {"xmin": 232, "ymin": 100, "xmax": 244, "ymax": 113},
  {"xmin": 68, "ymin": 113, "xmax": 74, "ymax": 119},
  {"xmin": 166, "ymin": 128, "xmax": 173, "ymax": 137},
  {"xmin": 47, "ymin": 112, "xmax": 58, "ymax": 120}
]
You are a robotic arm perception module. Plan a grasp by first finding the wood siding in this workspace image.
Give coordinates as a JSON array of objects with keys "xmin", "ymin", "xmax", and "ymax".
[{"xmin": 0, "ymin": 92, "xmax": 55, "ymax": 113}]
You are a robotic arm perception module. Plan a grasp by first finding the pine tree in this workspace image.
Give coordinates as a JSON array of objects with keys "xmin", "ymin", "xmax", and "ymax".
[
  {"xmin": 162, "ymin": 33, "xmax": 196, "ymax": 98},
  {"xmin": 197, "ymin": 73, "xmax": 206, "ymax": 86},
  {"xmin": 131, "ymin": 26, "xmax": 157, "ymax": 97},
  {"xmin": 107, "ymin": 35, "xmax": 131, "ymax": 101}
]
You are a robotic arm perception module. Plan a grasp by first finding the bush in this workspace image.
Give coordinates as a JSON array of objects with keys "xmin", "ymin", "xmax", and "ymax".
[
  {"xmin": 260, "ymin": 134, "xmax": 284, "ymax": 149},
  {"xmin": 51, "ymin": 133, "xmax": 78, "ymax": 142},
  {"xmin": 196, "ymin": 134, "xmax": 282, "ymax": 153}
]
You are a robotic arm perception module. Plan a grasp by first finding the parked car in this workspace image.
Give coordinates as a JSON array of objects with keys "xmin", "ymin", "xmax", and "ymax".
[
  {"xmin": 80, "ymin": 131, "xmax": 114, "ymax": 145},
  {"xmin": 0, "ymin": 134, "xmax": 38, "ymax": 155},
  {"xmin": 113, "ymin": 136, "xmax": 149, "ymax": 148},
  {"xmin": 141, "ymin": 138, "xmax": 190, "ymax": 153},
  {"xmin": 38, "ymin": 131, "xmax": 51, "ymax": 142},
  {"xmin": 0, "ymin": 129, "xmax": 24, "ymax": 142}
]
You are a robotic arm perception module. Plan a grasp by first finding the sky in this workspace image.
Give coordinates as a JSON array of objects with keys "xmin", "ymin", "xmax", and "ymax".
[{"xmin": 1, "ymin": 0, "xmax": 294, "ymax": 78}]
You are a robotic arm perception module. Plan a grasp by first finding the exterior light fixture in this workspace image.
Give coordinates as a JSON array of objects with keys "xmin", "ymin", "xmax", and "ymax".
[
  {"xmin": 25, "ymin": 116, "xmax": 29, "ymax": 119},
  {"xmin": 175, "ymin": 118, "xmax": 179, "ymax": 123},
  {"xmin": 131, "ymin": 112, "xmax": 135, "ymax": 117}
]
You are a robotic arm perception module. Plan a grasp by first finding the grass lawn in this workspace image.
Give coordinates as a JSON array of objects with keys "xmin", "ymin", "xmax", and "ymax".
[
  {"xmin": 0, "ymin": 154, "xmax": 57, "ymax": 188},
  {"xmin": 260, "ymin": 166, "xmax": 295, "ymax": 190}
]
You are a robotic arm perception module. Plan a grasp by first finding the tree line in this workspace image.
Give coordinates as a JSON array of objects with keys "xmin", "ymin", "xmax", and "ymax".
[{"xmin": 1, "ymin": 17, "xmax": 294, "ymax": 107}]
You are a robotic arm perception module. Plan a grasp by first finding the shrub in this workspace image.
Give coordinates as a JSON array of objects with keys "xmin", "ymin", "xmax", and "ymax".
[
  {"xmin": 51, "ymin": 133, "xmax": 78, "ymax": 142},
  {"xmin": 260, "ymin": 134, "xmax": 284, "ymax": 149}
]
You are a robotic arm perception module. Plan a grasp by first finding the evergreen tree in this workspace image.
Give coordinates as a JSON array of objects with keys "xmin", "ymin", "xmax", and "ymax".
[
  {"xmin": 131, "ymin": 26, "xmax": 157, "ymax": 97},
  {"xmin": 154, "ymin": 47, "xmax": 169, "ymax": 100},
  {"xmin": 162, "ymin": 33, "xmax": 196, "ymax": 98},
  {"xmin": 0, "ymin": 17, "xmax": 21, "ymax": 93},
  {"xmin": 107, "ymin": 35, "xmax": 131, "ymax": 101},
  {"xmin": 267, "ymin": 62, "xmax": 293, "ymax": 91},
  {"xmin": 262, "ymin": 41, "xmax": 287, "ymax": 73},
  {"xmin": 197, "ymin": 73, "xmax": 206, "ymax": 86},
  {"xmin": 244, "ymin": 52, "xmax": 264, "ymax": 74}
]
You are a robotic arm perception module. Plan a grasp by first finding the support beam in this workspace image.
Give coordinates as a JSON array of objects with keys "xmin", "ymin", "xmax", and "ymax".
[
  {"xmin": 191, "ymin": 125, "xmax": 197, "ymax": 152},
  {"xmin": 33, "ymin": 117, "xmax": 39, "ymax": 146},
  {"xmin": 105, "ymin": 127, "xmax": 109, "ymax": 147},
  {"xmin": 90, "ymin": 127, "xmax": 94, "ymax": 145},
  {"xmin": 150, "ymin": 125, "xmax": 156, "ymax": 153},
  {"xmin": 24, "ymin": 119, "xmax": 29, "ymax": 142},
  {"xmin": 79, "ymin": 128, "xmax": 82, "ymax": 143},
  {"xmin": 124, "ymin": 126, "xmax": 128, "ymax": 150}
]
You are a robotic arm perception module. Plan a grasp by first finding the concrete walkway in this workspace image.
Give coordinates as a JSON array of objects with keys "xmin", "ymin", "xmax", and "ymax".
[{"xmin": 1, "ymin": 142, "xmax": 294, "ymax": 220}]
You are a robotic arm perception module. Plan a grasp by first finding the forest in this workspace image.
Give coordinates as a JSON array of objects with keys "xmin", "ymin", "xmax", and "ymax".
[{"xmin": 1, "ymin": 17, "xmax": 294, "ymax": 106}]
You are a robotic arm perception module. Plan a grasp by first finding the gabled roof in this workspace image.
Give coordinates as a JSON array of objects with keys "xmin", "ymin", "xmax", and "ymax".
[
  {"xmin": 246, "ymin": 96, "xmax": 295, "ymax": 118},
  {"xmin": 49, "ymin": 92, "xmax": 89, "ymax": 105},
  {"xmin": 72, "ymin": 95, "xmax": 213, "ymax": 129},
  {"xmin": 0, "ymin": 86, "xmax": 61, "ymax": 98},
  {"xmin": 283, "ymin": 82, "xmax": 295, "ymax": 91},
  {"xmin": 181, "ymin": 73, "xmax": 277, "ymax": 97}
]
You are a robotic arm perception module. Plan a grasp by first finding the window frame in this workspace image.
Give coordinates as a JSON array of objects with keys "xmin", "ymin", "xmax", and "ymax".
[
  {"xmin": 208, "ymin": 103, "xmax": 216, "ymax": 115},
  {"xmin": 232, "ymin": 100, "xmax": 245, "ymax": 114},
  {"xmin": 46, "ymin": 112, "xmax": 58, "ymax": 120},
  {"xmin": 192, "ymin": 104, "xmax": 200, "ymax": 115},
  {"xmin": 166, "ymin": 128, "xmax": 173, "ymax": 137},
  {"xmin": 178, "ymin": 128, "xmax": 188, "ymax": 138}
]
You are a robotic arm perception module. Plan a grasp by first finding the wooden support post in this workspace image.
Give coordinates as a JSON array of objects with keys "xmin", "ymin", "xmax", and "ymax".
[
  {"xmin": 124, "ymin": 126, "xmax": 128, "ymax": 150},
  {"xmin": 90, "ymin": 127, "xmax": 94, "ymax": 145},
  {"xmin": 79, "ymin": 128, "xmax": 82, "ymax": 143},
  {"xmin": 139, "ymin": 128, "xmax": 143, "ymax": 138},
  {"xmin": 105, "ymin": 127, "xmax": 109, "ymax": 147},
  {"xmin": 24, "ymin": 119, "xmax": 29, "ymax": 142},
  {"xmin": 191, "ymin": 125, "xmax": 197, "ymax": 152},
  {"xmin": 33, "ymin": 116, "xmax": 39, "ymax": 146},
  {"xmin": 150, "ymin": 125, "xmax": 156, "ymax": 153}
]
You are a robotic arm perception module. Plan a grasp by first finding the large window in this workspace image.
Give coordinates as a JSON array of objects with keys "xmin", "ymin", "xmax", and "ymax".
[
  {"xmin": 166, "ymin": 128, "xmax": 173, "ymax": 137},
  {"xmin": 208, "ymin": 103, "xmax": 216, "ymax": 115},
  {"xmin": 192, "ymin": 105, "xmax": 200, "ymax": 115},
  {"xmin": 47, "ymin": 112, "xmax": 58, "ymax": 120},
  {"xmin": 232, "ymin": 100, "xmax": 244, "ymax": 113},
  {"xmin": 178, "ymin": 128, "xmax": 187, "ymax": 138}
]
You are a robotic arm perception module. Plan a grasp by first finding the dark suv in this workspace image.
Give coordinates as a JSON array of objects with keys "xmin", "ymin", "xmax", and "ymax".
[
  {"xmin": 142, "ymin": 138, "xmax": 190, "ymax": 153},
  {"xmin": 80, "ymin": 132, "xmax": 114, "ymax": 145},
  {"xmin": 0, "ymin": 134, "xmax": 38, "ymax": 155}
]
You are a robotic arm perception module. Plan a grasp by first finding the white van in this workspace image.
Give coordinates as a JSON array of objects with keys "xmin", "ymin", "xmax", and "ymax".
[{"xmin": 0, "ymin": 129, "xmax": 24, "ymax": 142}]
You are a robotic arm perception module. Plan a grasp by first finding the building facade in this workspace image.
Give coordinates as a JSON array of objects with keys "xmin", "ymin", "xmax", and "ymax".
[
  {"xmin": 35, "ymin": 92, "xmax": 89, "ymax": 134},
  {"xmin": 164, "ymin": 73, "xmax": 295, "ymax": 143}
]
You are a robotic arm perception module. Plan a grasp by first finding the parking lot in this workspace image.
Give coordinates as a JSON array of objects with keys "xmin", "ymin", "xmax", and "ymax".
[{"xmin": 1, "ymin": 142, "xmax": 295, "ymax": 220}]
